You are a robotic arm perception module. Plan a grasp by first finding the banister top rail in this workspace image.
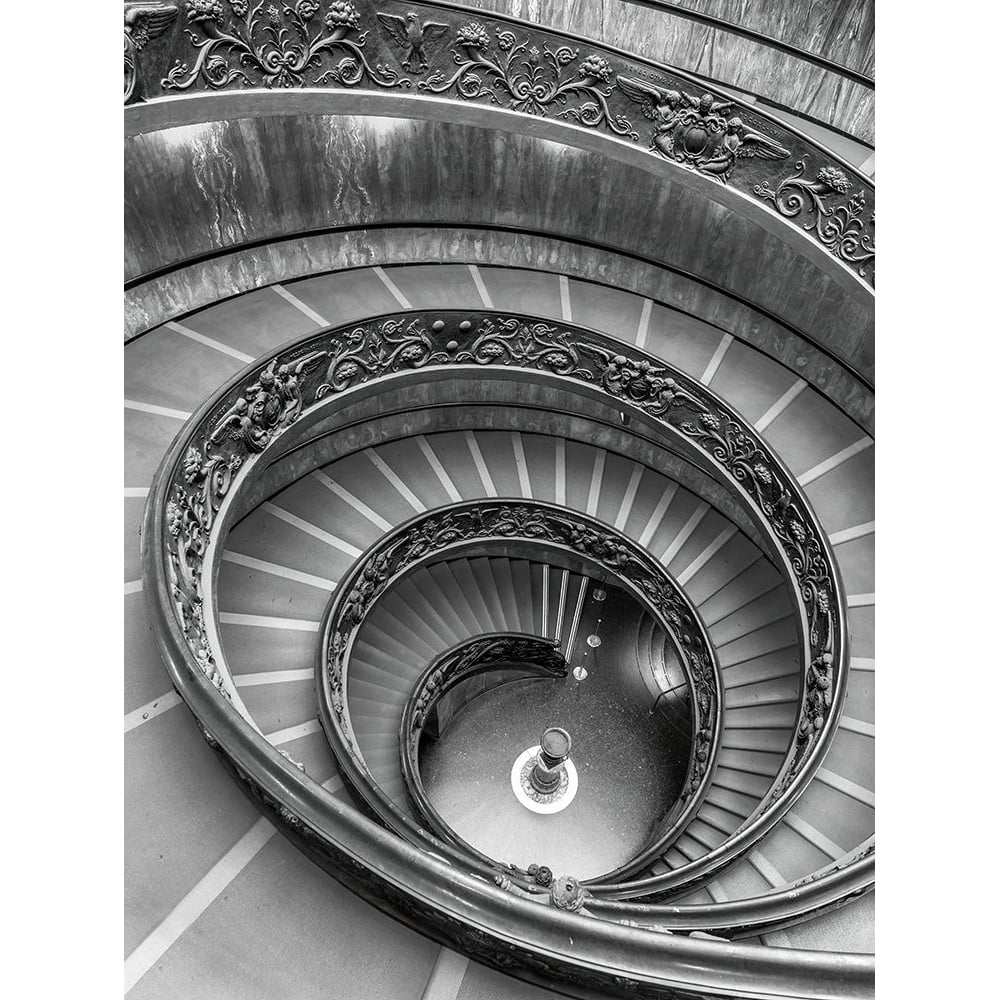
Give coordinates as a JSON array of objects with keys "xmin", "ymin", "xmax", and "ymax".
[{"xmin": 622, "ymin": 0, "xmax": 874, "ymax": 89}]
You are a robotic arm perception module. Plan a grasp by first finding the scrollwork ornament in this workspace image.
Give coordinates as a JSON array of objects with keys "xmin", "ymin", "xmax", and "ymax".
[
  {"xmin": 154, "ymin": 309, "xmax": 848, "ymax": 903},
  {"xmin": 755, "ymin": 157, "xmax": 875, "ymax": 280},
  {"xmin": 161, "ymin": 0, "xmax": 411, "ymax": 92},
  {"xmin": 127, "ymin": 3, "xmax": 874, "ymax": 280},
  {"xmin": 165, "ymin": 442, "xmax": 243, "ymax": 701},
  {"xmin": 420, "ymin": 24, "xmax": 638, "ymax": 139},
  {"xmin": 317, "ymin": 318, "xmax": 444, "ymax": 396},
  {"xmin": 453, "ymin": 316, "xmax": 591, "ymax": 376}
]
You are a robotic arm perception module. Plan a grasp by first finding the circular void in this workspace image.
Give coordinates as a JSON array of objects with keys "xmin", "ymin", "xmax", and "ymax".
[{"xmin": 511, "ymin": 745, "xmax": 580, "ymax": 815}]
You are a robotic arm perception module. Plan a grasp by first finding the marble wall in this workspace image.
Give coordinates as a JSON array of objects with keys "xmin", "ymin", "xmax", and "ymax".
[
  {"xmin": 125, "ymin": 112, "xmax": 873, "ymax": 384},
  {"xmin": 468, "ymin": 0, "xmax": 874, "ymax": 142}
]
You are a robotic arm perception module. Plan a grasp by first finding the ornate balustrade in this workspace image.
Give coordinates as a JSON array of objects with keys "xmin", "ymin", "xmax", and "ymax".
[
  {"xmin": 318, "ymin": 500, "xmax": 722, "ymax": 882},
  {"xmin": 144, "ymin": 307, "xmax": 865, "ymax": 986},
  {"xmin": 123, "ymin": 0, "xmax": 874, "ymax": 287}
]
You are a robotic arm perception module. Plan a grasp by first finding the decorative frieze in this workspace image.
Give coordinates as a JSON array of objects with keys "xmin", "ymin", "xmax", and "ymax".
[{"xmin": 123, "ymin": 0, "xmax": 875, "ymax": 285}]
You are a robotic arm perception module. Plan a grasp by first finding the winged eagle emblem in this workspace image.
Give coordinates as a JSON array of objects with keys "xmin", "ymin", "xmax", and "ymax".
[{"xmin": 376, "ymin": 11, "xmax": 449, "ymax": 71}]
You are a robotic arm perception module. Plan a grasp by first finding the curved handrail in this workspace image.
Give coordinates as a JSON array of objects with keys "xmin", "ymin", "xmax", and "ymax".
[
  {"xmin": 142, "ymin": 537, "xmax": 874, "ymax": 994},
  {"xmin": 588, "ymin": 845, "xmax": 875, "ymax": 938},
  {"xmin": 318, "ymin": 499, "xmax": 723, "ymax": 884},
  {"xmin": 399, "ymin": 632, "xmax": 568, "ymax": 858},
  {"xmin": 623, "ymin": 1, "xmax": 873, "ymax": 88},
  {"xmin": 144, "ymin": 308, "xmax": 859, "ymax": 974},
  {"xmin": 123, "ymin": 0, "xmax": 874, "ymax": 287}
]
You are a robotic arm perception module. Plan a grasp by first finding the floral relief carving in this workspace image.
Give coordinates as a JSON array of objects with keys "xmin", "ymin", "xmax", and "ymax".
[
  {"xmin": 317, "ymin": 317, "xmax": 441, "ymax": 396},
  {"xmin": 166, "ymin": 444, "xmax": 243, "ymax": 699},
  {"xmin": 157, "ymin": 309, "xmax": 847, "ymax": 900},
  {"xmin": 164, "ymin": 350, "xmax": 324, "ymax": 701},
  {"xmin": 755, "ymin": 158, "xmax": 875, "ymax": 280},
  {"xmin": 419, "ymin": 23, "xmax": 638, "ymax": 138},
  {"xmin": 125, "ymin": 2, "xmax": 874, "ymax": 284},
  {"xmin": 162, "ymin": 0, "xmax": 410, "ymax": 91}
]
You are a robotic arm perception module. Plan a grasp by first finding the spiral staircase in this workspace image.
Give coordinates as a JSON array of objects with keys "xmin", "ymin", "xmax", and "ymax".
[{"xmin": 124, "ymin": 2, "xmax": 874, "ymax": 997}]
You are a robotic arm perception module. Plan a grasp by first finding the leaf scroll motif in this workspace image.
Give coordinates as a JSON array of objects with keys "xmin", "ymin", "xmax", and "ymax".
[
  {"xmin": 755, "ymin": 158, "xmax": 875, "ymax": 280},
  {"xmin": 165, "ymin": 445, "xmax": 242, "ymax": 698},
  {"xmin": 419, "ymin": 23, "xmax": 638, "ymax": 139},
  {"xmin": 161, "ymin": 0, "xmax": 410, "ymax": 92},
  {"xmin": 317, "ymin": 317, "xmax": 447, "ymax": 396},
  {"xmin": 453, "ymin": 316, "xmax": 593, "ymax": 377},
  {"xmin": 678, "ymin": 406, "xmax": 837, "ymax": 774},
  {"xmin": 156, "ymin": 309, "xmax": 846, "ymax": 836},
  {"xmin": 165, "ymin": 346, "xmax": 328, "ymax": 700}
]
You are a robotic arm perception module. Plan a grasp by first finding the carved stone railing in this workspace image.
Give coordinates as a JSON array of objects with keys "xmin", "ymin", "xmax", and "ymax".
[
  {"xmin": 123, "ymin": 0, "xmax": 874, "ymax": 287},
  {"xmin": 318, "ymin": 499, "xmax": 723, "ymax": 882},
  {"xmin": 398, "ymin": 632, "xmax": 567, "ymax": 856},
  {"xmin": 144, "ymin": 307, "xmax": 863, "ymax": 977}
]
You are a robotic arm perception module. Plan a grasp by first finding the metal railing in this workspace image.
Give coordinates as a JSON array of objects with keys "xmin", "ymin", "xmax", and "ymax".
[{"xmin": 143, "ymin": 307, "xmax": 866, "ymax": 994}]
